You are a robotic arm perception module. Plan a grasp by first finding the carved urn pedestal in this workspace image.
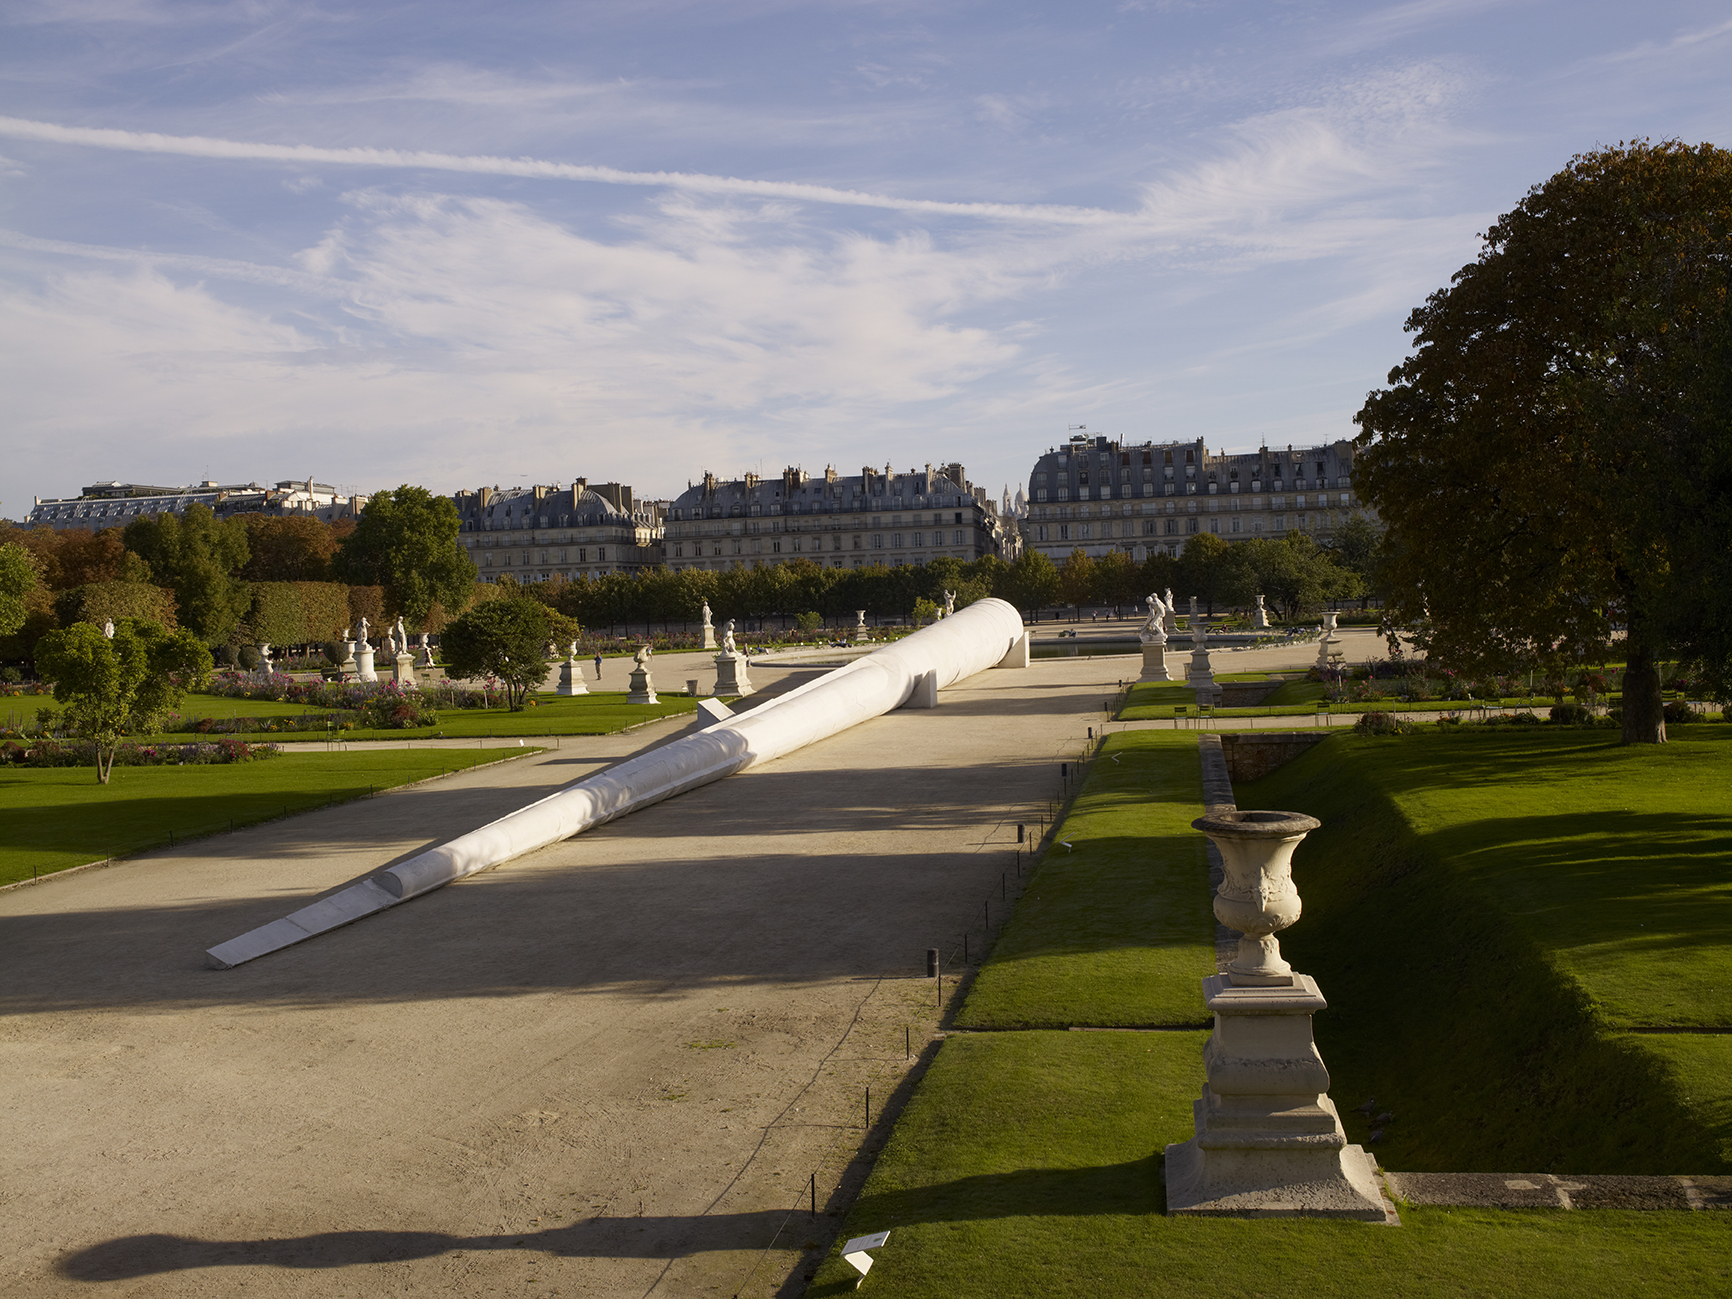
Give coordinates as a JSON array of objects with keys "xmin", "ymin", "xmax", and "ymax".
[
  {"xmin": 354, "ymin": 644, "xmax": 378, "ymax": 684},
  {"xmin": 626, "ymin": 661, "xmax": 658, "ymax": 705},
  {"xmin": 556, "ymin": 657, "xmax": 589, "ymax": 696},
  {"xmin": 1164, "ymin": 809, "xmax": 1388, "ymax": 1220}
]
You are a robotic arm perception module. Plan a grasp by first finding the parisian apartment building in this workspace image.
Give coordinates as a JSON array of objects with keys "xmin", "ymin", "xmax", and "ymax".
[
  {"xmin": 662, "ymin": 463, "xmax": 1009, "ymax": 572},
  {"xmin": 1022, "ymin": 434, "xmax": 1367, "ymax": 563},
  {"xmin": 24, "ymin": 479, "xmax": 367, "ymax": 531},
  {"xmin": 453, "ymin": 480, "xmax": 664, "ymax": 583}
]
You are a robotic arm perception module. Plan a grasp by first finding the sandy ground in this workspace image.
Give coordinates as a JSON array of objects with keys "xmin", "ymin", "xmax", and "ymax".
[{"xmin": 0, "ymin": 630, "xmax": 1360, "ymax": 1299}]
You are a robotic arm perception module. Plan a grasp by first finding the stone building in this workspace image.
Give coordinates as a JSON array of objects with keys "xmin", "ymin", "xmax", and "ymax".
[
  {"xmin": 662, "ymin": 463, "xmax": 1007, "ymax": 572},
  {"xmin": 25, "ymin": 479, "xmax": 367, "ymax": 531},
  {"xmin": 1023, "ymin": 434, "xmax": 1367, "ymax": 562},
  {"xmin": 453, "ymin": 480, "xmax": 662, "ymax": 583}
]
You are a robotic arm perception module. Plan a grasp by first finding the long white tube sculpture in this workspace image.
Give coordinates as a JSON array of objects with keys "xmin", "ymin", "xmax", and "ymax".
[{"xmin": 207, "ymin": 597, "xmax": 1028, "ymax": 968}]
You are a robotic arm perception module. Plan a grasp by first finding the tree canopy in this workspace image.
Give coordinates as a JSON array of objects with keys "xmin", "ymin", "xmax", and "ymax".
[
  {"xmin": 1354, "ymin": 140, "xmax": 1732, "ymax": 743},
  {"xmin": 123, "ymin": 504, "xmax": 251, "ymax": 645},
  {"xmin": 332, "ymin": 486, "xmax": 477, "ymax": 628},
  {"xmin": 0, "ymin": 542, "xmax": 41, "ymax": 638},
  {"xmin": 35, "ymin": 619, "xmax": 212, "ymax": 783},
  {"xmin": 439, "ymin": 597, "xmax": 554, "ymax": 710}
]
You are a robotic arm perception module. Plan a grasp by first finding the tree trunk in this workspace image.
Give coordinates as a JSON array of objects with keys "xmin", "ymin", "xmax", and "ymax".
[{"xmin": 1620, "ymin": 637, "xmax": 1667, "ymax": 744}]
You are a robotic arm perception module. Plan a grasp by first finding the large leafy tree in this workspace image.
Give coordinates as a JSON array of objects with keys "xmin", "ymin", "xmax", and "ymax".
[
  {"xmin": 239, "ymin": 514, "xmax": 340, "ymax": 581},
  {"xmin": 1176, "ymin": 533, "xmax": 1233, "ymax": 614},
  {"xmin": 1003, "ymin": 549, "xmax": 1061, "ymax": 613},
  {"xmin": 123, "ymin": 504, "xmax": 251, "ymax": 644},
  {"xmin": 35, "ymin": 619, "xmax": 212, "ymax": 783},
  {"xmin": 1354, "ymin": 140, "xmax": 1732, "ymax": 744},
  {"xmin": 0, "ymin": 542, "xmax": 42, "ymax": 637},
  {"xmin": 439, "ymin": 597, "xmax": 553, "ymax": 710},
  {"xmin": 1057, "ymin": 549, "xmax": 1096, "ymax": 612},
  {"xmin": 332, "ymin": 486, "xmax": 477, "ymax": 628},
  {"xmin": 1222, "ymin": 535, "xmax": 1361, "ymax": 623}
]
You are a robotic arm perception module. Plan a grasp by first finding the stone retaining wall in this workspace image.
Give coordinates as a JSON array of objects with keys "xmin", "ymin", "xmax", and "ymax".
[{"xmin": 1218, "ymin": 731, "xmax": 1327, "ymax": 784}]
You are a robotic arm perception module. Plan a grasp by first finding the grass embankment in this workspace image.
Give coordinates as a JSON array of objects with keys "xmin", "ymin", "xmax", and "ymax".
[
  {"xmin": 8, "ymin": 690, "xmax": 699, "ymax": 742},
  {"xmin": 808, "ymin": 728, "xmax": 1732, "ymax": 1296},
  {"xmin": 0, "ymin": 749, "xmax": 535, "ymax": 886},
  {"xmin": 958, "ymin": 730, "xmax": 1213, "ymax": 1029},
  {"xmin": 1248, "ymin": 729, "xmax": 1732, "ymax": 1173},
  {"xmin": 1120, "ymin": 677, "xmax": 1583, "ymax": 720}
]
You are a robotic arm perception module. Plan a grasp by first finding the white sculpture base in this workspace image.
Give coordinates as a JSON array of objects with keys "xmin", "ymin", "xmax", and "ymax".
[
  {"xmin": 556, "ymin": 660, "xmax": 589, "ymax": 695},
  {"xmin": 1316, "ymin": 636, "xmax": 1343, "ymax": 669},
  {"xmin": 355, "ymin": 647, "xmax": 377, "ymax": 683},
  {"xmin": 1165, "ymin": 974, "xmax": 1388, "ymax": 1221},
  {"xmin": 903, "ymin": 669, "xmax": 938, "ymax": 708},
  {"xmin": 1140, "ymin": 640, "xmax": 1172, "ymax": 682},
  {"xmin": 626, "ymin": 666, "xmax": 657, "ymax": 705},
  {"xmin": 994, "ymin": 631, "xmax": 1030, "ymax": 669},
  {"xmin": 391, "ymin": 652, "xmax": 416, "ymax": 686},
  {"xmin": 702, "ymin": 626, "xmax": 716, "ymax": 650},
  {"xmin": 1253, "ymin": 610, "xmax": 1270, "ymax": 630},
  {"xmin": 713, "ymin": 652, "xmax": 753, "ymax": 696}
]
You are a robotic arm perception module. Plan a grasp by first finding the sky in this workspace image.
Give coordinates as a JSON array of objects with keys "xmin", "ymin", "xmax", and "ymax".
[{"xmin": 1, "ymin": 2, "xmax": 1729, "ymax": 519}]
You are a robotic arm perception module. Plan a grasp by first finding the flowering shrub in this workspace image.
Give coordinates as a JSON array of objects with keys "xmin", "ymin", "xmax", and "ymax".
[
  {"xmin": 358, "ymin": 683, "xmax": 440, "ymax": 729},
  {"xmin": 0, "ymin": 738, "xmax": 280, "ymax": 767}
]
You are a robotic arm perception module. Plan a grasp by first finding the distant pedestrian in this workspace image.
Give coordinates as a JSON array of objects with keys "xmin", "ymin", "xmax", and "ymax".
[{"xmin": 594, "ymin": 652, "xmax": 603, "ymax": 680}]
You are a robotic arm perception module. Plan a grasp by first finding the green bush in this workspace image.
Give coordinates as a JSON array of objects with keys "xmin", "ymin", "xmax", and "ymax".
[
  {"xmin": 1549, "ymin": 702, "xmax": 1589, "ymax": 724},
  {"xmin": 1664, "ymin": 700, "xmax": 1704, "ymax": 725},
  {"xmin": 237, "ymin": 645, "xmax": 262, "ymax": 671}
]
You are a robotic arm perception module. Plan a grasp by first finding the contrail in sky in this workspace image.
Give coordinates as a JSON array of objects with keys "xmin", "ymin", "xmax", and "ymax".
[{"xmin": 0, "ymin": 115, "xmax": 1125, "ymax": 227}]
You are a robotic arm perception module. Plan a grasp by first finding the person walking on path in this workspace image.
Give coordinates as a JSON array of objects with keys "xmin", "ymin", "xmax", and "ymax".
[{"xmin": 593, "ymin": 652, "xmax": 603, "ymax": 680}]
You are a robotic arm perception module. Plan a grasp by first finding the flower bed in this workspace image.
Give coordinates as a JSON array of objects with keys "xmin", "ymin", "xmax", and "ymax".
[{"xmin": 0, "ymin": 737, "xmax": 280, "ymax": 768}]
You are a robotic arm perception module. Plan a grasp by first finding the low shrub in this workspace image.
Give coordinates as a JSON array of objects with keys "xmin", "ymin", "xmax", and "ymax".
[
  {"xmin": 1664, "ymin": 700, "xmax": 1704, "ymax": 725},
  {"xmin": 358, "ymin": 683, "xmax": 439, "ymax": 730},
  {"xmin": 1353, "ymin": 711, "xmax": 1416, "ymax": 735},
  {"xmin": 1549, "ymin": 702, "xmax": 1590, "ymax": 725}
]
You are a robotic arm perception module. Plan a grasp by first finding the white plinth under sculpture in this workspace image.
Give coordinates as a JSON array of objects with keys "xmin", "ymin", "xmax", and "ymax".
[
  {"xmin": 1164, "ymin": 810, "xmax": 1388, "ymax": 1220},
  {"xmin": 1253, "ymin": 595, "xmax": 1270, "ymax": 631},
  {"xmin": 206, "ymin": 599, "xmax": 1029, "ymax": 969},
  {"xmin": 714, "ymin": 653, "xmax": 752, "ymax": 696},
  {"xmin": 556, "ymin": 643, "xmax": 589, "ymax": 696},
  {"xmin": 854, "ymin": 609, "xmax": 868, "ymax": 643},
  {"xmin": 392, "ymin": 651, "xmax": 416, "ymax": 686},
  {"xmin": 355, "ymin": 644, "xmax": 377, "ymax": 683}
]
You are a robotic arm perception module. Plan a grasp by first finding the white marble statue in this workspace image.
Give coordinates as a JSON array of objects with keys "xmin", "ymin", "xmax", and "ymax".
[
  {"xmin": 102, "ymin": 619, "xmax": 114, "ymax": 639},
  {"xmin": 721, "ymin": 620, "xmax": 737, "ymax": 654},
  {"xmin": 701, "ymin": 599, "xmax": 713, "ymax": 627},
  {"xmin": 942, "ymin": 590, "xmax": 956, "ymax": 617},
  {"xmin": 394, "ymin": 616, "xmax": 409, "ymax": 654},
  {"xmin": 358, "ymin": 616, "xmax": 370, "ymax": 645},
  {"xmin": 634, "ymin": 644, "xmax": 653, "ymax": 667},
  {"xmin": 1142, "ymin": 593, "xmax": 1167, "ymax": 639}
]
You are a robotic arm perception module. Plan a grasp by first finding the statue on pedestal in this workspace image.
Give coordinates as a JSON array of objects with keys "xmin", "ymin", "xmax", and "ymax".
[
  {"xmin": 941, "ymin": 590, "xmax": 956, "ymax": 618},
  {"xmin": 1139, "ymin": 592, "xmax": 1172, "ymax": 683},
  {"xmin": 554, "ymin": 640, "xmax": 588, "ymax": 695},
  {"xmin": 721, "ymin": 620, "xmax": 736, "ymax": 655},
  {"xmin": 1252, "ymin": 593, "xmax": 1270, "ymax": 630},
  {"xmin": 700, "ymin": 599, "xmax": 716, "ymax": 650}
]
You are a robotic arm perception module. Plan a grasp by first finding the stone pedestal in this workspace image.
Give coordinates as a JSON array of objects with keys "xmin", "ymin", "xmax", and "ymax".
[
  {"xmin": 626, "ymin": 663, "xmax": 657, "ymax": 705},
  {"xmin": 1185, "ymin": 619, "xmax": 1221, "ymax": 706},
  {"xmin": 355, "ymin": 645, "xmax": 377, "ymax": 683},
  {"xmin": 713, "ymin": 651, "xmax": 753, "ymax": 697},
  {"xmin": 1252, "ymin": 598, "xmax": 1270, "ymax": 631},
  {"xmin": 392, "ymin": 652, "xmax": 416, "ymax": 686},
  {"xmin": 1315, "ymin": 612, "xmax": 1343, "ymax": 669},
  {"xmin": 687, "ymin": 678, "xmax": 702, "ymax": 698},
  {"xmin": 556, "ymin": 658, "xmax": 589, "ymax": 695},
  {"xmin": 1164, "ymin": 810, "xmax": 1389, "ymax": 1221},
  {"xmin": 1140, "ymin": 633, "xmax": 1172, "ymax": 682},
  {"xmin": 853, "ymin": 611, "xmax": 868, "ymax": 644},
  {"xmin": 701, "ymin": 625, "xmax": 717, "ymax": 650}
]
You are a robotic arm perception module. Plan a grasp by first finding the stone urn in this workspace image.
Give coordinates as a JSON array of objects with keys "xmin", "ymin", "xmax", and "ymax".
[{"xmin": 1192, "ymin": 809, "xmax": 1320, "ymax": 986}]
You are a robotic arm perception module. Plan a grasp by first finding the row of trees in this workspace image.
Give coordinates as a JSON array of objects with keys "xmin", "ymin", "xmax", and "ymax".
[{"xmin": 0, "ymin": 486, "xmax": 477, "ymax": 661}]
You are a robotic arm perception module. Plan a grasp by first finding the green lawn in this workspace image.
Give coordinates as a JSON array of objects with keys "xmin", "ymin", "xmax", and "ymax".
[
  {"xmin": 0, "ymin": 749, "xmax": 536, "ymax": 886},
  {"xmin": 1118, "ymin": 677, "xmax": 1587, "ymax": 720},
  {"xmin": 810, "ymin": 720, "xmax": 1732, "ymax": 1295},
  {"xmin": 957, "ymin": 730, "xmax": 1214, "ymax": 1029},
  {"xmin": 1242, "ymin": 728, "xmax": 1732, "ymax": 1173},
  {"xmin": 807, "ymin": 1032, "xmax": 1732, "ymax": 1298},
  {"xmin": 7, "ymin": 689, "xmax": 700, "ymax": 742}
]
